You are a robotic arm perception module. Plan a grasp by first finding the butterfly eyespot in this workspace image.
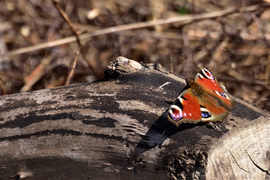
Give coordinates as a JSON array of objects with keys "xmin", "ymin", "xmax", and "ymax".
[
  {"xmin": 168, "ymin": 105, "xmax": 183, "ymax": 122},
  {"xmin": 201, "ymin": 68, "xmax": 214, "ymax": 80},
  {"xmin": 200, "ymin": 107, "xmax": 212, "ymax": 120},
  {"xmin": 201, "ymin": 111, "xmax": 211, "ymax": 118},
  {"xmin": 214, "ymin": 91, "xmax": 229, "ymax": 99}
]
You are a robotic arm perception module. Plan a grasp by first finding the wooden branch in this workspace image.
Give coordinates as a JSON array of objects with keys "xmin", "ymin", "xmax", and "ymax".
[{"xmin": 0, "ymin": 56, "xmax": 269, "ymax": 180}]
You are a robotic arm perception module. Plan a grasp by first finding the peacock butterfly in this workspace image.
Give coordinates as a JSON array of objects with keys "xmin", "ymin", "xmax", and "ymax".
[{"xmin": 167, "ymin": 68, "xmax": 235, "ymax": 127}]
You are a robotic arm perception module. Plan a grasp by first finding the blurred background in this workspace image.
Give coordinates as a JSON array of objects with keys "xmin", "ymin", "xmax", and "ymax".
[{"xmin": 0, "ymin": 0, "xmax": 269, "ymax": 112}]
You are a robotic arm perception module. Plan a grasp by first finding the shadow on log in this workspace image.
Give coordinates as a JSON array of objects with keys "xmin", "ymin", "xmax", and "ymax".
[{"xmin": 0, "ymin": 56, "xmax": 269, "ymax": 180}]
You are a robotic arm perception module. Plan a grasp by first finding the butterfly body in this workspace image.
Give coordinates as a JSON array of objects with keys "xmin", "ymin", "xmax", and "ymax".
[{"xmin": 168, "ymin": 68, "xmax": 235, "ymax": 127}]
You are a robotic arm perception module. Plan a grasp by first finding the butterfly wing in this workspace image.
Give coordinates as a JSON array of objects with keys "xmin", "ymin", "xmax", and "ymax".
[
  {"xmin": 168, "ymin": 87, "xmax": 202, "ymax": 126},
  {"xmin": 194, "ymin": 68, "xmax": 234, "ymax": 109},
  {"xmin": 193, "ymin": 68, "xmax": 235, "ymax": 122}
]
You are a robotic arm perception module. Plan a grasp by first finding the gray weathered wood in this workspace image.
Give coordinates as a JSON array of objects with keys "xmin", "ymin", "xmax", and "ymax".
[{"xmin": 0, "ymin": 57, "xmax": 269, "ymax": 180}]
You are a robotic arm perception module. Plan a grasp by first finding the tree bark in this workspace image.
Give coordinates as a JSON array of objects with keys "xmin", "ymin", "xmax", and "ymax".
[{"xmin": 0, "ymin": 56, "xmax": 269, "ymax": 180}]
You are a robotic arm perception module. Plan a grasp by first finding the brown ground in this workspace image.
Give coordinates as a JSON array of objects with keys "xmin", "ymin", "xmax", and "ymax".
[{"xmin": 0, "ymin": 0, "xmax": 269, "ymax": 112}]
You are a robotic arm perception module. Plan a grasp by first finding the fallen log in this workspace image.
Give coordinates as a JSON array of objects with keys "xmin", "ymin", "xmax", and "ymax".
[{"xmin": 0, "ymin": 56, "xmax": 269, "ymax": 180}]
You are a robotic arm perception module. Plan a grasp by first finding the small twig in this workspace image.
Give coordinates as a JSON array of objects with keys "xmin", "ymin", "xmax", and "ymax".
[
  {"xmin": 51, "ymin": 0, "xmax": 101, "ymax": 78},
  {"xmin": 21, "ymin": 55, "xmax": 53, "ymax": 92},
  {"xmin": 51, "ymin": 0, "xmax": 78, "ymax": 42},
  {"xmin": 65, "ymin": 51, "xmax": 79, "ymax": 86}
]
